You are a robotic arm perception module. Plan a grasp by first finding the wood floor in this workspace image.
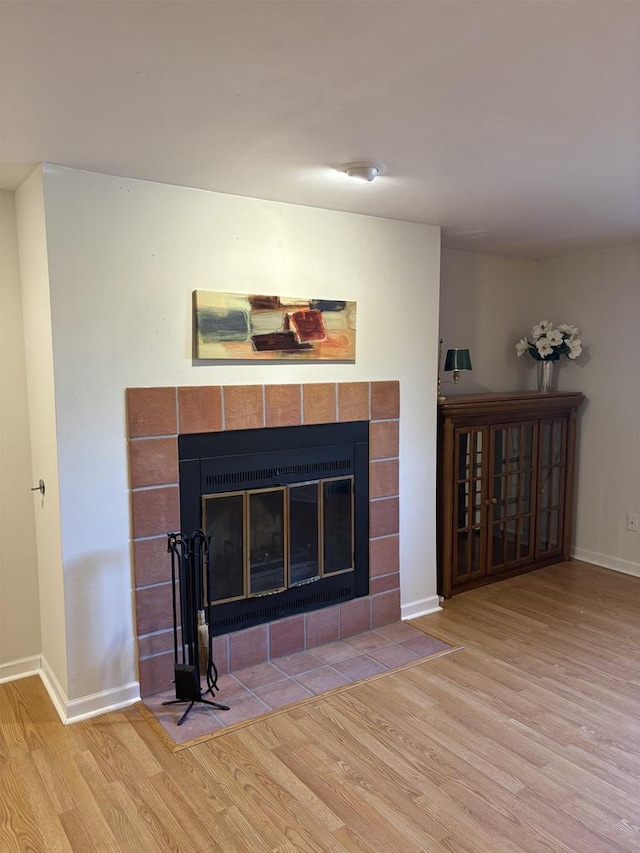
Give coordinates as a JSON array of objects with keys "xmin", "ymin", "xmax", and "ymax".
[{"xmin": 1, "ymin": 560, "xmax": 639, "ymax": 852}]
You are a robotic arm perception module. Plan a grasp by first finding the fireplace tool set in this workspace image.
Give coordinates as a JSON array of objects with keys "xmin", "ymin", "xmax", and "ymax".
[{"xmin": 163, "ymin": 530, "xmax": 230, "ymax": 725}]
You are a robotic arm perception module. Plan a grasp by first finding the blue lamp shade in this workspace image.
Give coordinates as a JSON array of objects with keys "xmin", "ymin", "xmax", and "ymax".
[{"xmin": 444, "ymin": 348, "xmax": 473, "ymax": 372}]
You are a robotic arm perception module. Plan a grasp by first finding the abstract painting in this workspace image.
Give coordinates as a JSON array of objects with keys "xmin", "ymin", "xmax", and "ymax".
[{"xmin": 193, "ymin": 290, "xmax": 357, "ymax": 361}]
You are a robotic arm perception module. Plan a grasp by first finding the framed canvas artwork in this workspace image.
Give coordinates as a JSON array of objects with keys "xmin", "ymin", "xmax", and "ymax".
[{"xmin": 193, "ymin": 290, "xmax": 357, "ymax": 361}]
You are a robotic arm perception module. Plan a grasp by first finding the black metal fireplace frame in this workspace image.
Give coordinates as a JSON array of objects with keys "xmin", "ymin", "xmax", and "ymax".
[{"xmin": 178, "ymin": 421, "xmax": 369, "ymax": 635}]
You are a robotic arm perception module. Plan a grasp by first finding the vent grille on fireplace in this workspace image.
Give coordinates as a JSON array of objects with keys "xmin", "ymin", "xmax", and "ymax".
[
  {"xmin": 210, "ymin": 583, "xmax": 353, "ymax": 634},
  {"xmin": 205, "ymin": 458, "xmax": 351, "ymax": 490}
]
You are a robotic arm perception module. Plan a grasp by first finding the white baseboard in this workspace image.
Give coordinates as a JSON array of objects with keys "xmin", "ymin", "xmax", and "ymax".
[
  {"xmin": 401, "ymin": 594, "xmax": 442, "ymax": 621},
  {"xmin": 0, "ymin": 654, "xmax": 42, "ymax": 685},
  {"xmin": 37, "ymin": 656, "xmax": 140, "ymax": 724},
  {"xmin": 64, "ymin": 682, "xmax": 140, "ymax": 724},
  {"xmin": 573, "ymin": 547, "xmax": 640, "ymax": 579},
  {"xmin": 39, "ymin": 656, "xmax": 68, "ymax": 723}
]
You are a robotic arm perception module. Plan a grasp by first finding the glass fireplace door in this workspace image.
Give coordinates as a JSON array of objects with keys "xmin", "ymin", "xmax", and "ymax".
[
  {"xmin": 202, "ymin": 476, "xmax": 354, "ymax": 603},
  {"xmin": 248, "ymin": 488, "xmax": 286, "ymax": 595},
  {"xmin": 288, "ymin": 483, "xmax": 320, "ymax": 585},
  {"xmin": 203, "ymin": 492, "xmax": 245, "ymax": 603}
]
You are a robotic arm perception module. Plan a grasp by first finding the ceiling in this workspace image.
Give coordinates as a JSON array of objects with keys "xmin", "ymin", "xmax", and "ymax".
[{"xmin": 1, "ymin": 0, "xmax": 638, "ymax": 258}]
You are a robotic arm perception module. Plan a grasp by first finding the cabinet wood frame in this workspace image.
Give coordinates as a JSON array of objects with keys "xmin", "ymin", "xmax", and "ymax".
[{"xmin": 437, "ymin": 391, "xmax": 585, "ymax": 598}]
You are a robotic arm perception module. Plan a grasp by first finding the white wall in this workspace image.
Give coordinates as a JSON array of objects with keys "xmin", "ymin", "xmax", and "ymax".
[
  {"xmin": 439, "ymin": 248, "xmax": 539, "ymax": 394},
  {"xmin": 441, "ymin": 244, "xmax": 640, "ymax": 577},
  {"xmin": 35, "ymin": 165, "xmax": 441, "ymax": 713},
  {"xmin": 534, "ymin": 244, "xmax": 640, "ymax": 574},
  {"xmin": 14, "ymin": 170, "xmax": 69, "ymax": 707},
  {"xmin": 0, "ymin": 190, "xmax": 41, "ymax": 679}
]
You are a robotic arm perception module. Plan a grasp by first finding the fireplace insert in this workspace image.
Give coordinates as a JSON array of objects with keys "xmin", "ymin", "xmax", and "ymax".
[{"xmin": 178, "ymin": 421, "xmax": 369, "ymax": 635}]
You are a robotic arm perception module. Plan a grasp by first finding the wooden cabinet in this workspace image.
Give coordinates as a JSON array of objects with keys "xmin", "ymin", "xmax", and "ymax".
[{"xmin": 437, "ymin": 391, "xmax": 585, "ymax": 598}]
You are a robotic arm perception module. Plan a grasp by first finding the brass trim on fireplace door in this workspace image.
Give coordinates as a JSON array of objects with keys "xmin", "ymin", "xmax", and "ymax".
[
  {"xmin": 285, "ymin": 483, "xmax": 291, "ymax": 588},
  {"xmin": 243, "ymin": 490, "xmax": 249, "ymax": 600},
  {"xmin": 318, "ymin": 480, "xmax": 324, "ymax": 578},
  {"xmin": 318, "ymin": 479, "xmax": 325, "ymax": 579}
]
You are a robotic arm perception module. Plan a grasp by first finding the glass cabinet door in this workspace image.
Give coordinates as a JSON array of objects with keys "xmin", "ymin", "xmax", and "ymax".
[
  {"xmin": 487, "ymin": 422, "xmax": 536, "ymax": 574},
  {"xmin": 452, "ymin": 427, "xmax": 487, "ymax": 586},
  {"xmin": 439, "ymin": 397, "xmax": 580, "ymax": 599},
  {"xmin": 536, "ymin": 419, "xmax": 566, "ymax": 558}
]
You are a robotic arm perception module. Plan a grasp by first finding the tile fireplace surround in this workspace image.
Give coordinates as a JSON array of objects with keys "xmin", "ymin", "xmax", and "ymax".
[{"xmin": 127, "ymin": 381, "xmax": 400, "ymax": 698}]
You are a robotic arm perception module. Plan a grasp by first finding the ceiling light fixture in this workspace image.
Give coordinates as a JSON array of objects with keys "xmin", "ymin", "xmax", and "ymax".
[{"xmin": 339, "ymin": 161, "xmax": 387, "ymax": 182}]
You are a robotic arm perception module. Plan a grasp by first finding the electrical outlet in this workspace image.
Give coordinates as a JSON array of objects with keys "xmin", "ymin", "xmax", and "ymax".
[{"xmin": 627, "ymin": 513, "xmax": 640, "ymax": 532}]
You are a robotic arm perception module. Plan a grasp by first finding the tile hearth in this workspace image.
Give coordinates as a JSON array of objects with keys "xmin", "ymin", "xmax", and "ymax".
[{"xmin": 143, "ymin": 620, "xmax": 453, "ymax": 747}]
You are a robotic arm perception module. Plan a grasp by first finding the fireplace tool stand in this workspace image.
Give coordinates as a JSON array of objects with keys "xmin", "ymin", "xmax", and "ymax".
[{"xmin": 163, "ymin": 530, "xmax": 230, "ymax": 726}]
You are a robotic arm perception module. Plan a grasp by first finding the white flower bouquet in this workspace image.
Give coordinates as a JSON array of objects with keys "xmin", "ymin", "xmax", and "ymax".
[{"xmin": 516, "ymin": 321, "xmax": 583, "ymax": 362}]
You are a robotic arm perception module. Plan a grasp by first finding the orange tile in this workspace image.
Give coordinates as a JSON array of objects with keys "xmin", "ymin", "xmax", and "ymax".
[
  {"xmin": 371, "ymin": 381, "xmax": 400, "ymax": 420},
  {"xmin": 369, "ymin": 535, "xmax": 400, "ymax": 577},
  {"xmin": 302, "ymin": 383, "xmax": 337, "ymax": 425},
  {"xmin": 332, "ymin": 656, "xmax": 386, "ymax": 681},
  {"xmin": 138, "ymin": 651, "xmax": 174, "ymax": 698},
  {"xmin": 369, "ymin": 459, "xmax": 399, "ymax": 499},
  {"xmin": 228, "ymin": 624, "xmax": 269, "ymax": 670},
  {"xmin": 223, "ymin": 385, "xmax": 264, "ymax": 431},
  {"xmin": 135, "ymin": 582, "xmax": 174, "ymax": 636},
  {"xmin": 339, "ymin": 597, "xmax": 372, "ymax": 638},
  {"xmin": 252, "ymin": 679, "xmax": 313, "ymax": 710},
  {"xmin": 265, "ymin": 384, "xmax": 302, "ymax": 428},
  {"xmin": 305, "ymin": 605, "xmax": 340, "ymax": 647},
  {"xmin": 131, "ymin": 486, "xmax": 180, "ymax": 539},
  {"xmin": 369, "ymin": 420, "xmax": 399, "ymax": 460},
  {"xmin": 370, "ymin": 572, "xmax": 400, "ymax": 595},
  {"xmin": 211, "ymin": 634, "xmax": 229, "ymax": 676},
  {"xmin": 337, "ymin": 382, "xmax": 370, "ymax": 422},
  {"xmin": 137, "ymin": 629, "xmax": 175, "ymax": 659},
  {"xmin": 371, "ymin": 589, "xmax": 401, "ymax": 628},
  {"xmin": 178, "ymin": 386, "xmax": 223, "ymax": 434},
  {"xmin": 295, "ymin": 665, "xmax": 349, "ymax": 693},
  {"xmin": 129, "ymin": 437, "xmax": 178, "ymax": 488},
  {"xmin": 369, "ymin": 497, "xmax": 400, "ymax": 538},
  {"xmin": 269, "ymin": 615, "xmax": 305, "ymax": 657},
  {"xmin": 132, "ymin": 536, "xmax": 172, "ymax": 587},
  {"xmin": 126, "ymin": 387, "xmax": 177, "ymax": 438}
]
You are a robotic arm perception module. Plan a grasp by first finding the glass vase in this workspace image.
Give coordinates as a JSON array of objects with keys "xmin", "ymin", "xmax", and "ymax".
[{"xmin": 537, "ymin": 360, "xmax": 557, "ymax": 392}]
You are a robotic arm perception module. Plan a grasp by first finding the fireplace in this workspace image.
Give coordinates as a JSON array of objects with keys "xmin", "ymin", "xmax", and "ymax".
[
  {"xmin": 178, "ymin": 421, "xmax": 369, "ymax": 635},
  {"xmin": 128, "ymin": 381, "xmax": 400, "ymax": 697}
]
